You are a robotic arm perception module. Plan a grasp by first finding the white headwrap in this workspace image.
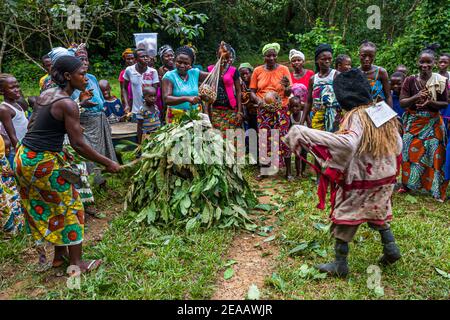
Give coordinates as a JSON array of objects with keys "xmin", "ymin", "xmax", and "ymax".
[{"xmin": 289, "ymin": 49, "xmax": 305, "ymax": 62}]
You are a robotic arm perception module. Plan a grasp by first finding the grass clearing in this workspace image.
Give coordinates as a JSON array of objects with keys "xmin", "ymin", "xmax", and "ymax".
[{"xmin": 263, "ymin": 177, "xmax": 450, "ymax": 300}]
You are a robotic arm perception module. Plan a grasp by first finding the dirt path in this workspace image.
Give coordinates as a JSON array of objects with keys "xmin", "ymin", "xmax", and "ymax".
[
  {"xmin": 211, "ymin": 177, "xmax": 288, "ymax": 300},
  {"xmin": 0, "ymin": 203, "xmax": 122, "ymax": 300}
]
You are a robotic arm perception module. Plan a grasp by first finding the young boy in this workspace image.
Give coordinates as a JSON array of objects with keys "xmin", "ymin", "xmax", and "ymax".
[
  {"xmin": 286, "ymin": 69, "xmax": 402, "ymax": 278},
  {"xmin": 395, "ymin": 64, "xmax": 408, "ymax": 76},
  {"xmin": 390, "ymin": 71, "xmax": 406, "ymax": 121},
  {"xmin": 0, "ymin": 133, "xmax": 23, "ymax": 236},
  {"xmin": 137, "ymin": 86, "xmax": 161, "ymax": 144},
  {"xmin": 335, "ymin": 54, "xmax": 352, "ymax": 73},
  {"xmin": 99, "ymin": 79, "xmax": 125, "ymax": 124},
  {"xmin": 0, "ymin": 74, "xmax": 28, "ymax": 167},
  {"xmin": 39, "ymin": 54, "xmax": 52, "ymax": 91},
  {"xmin": 288, "ymin": 95, "xmax": 308, "ymax": 178}
]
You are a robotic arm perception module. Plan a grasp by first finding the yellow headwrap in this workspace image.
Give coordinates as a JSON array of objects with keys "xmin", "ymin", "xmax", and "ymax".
[
  {"xmin": 122, "ymin": 48, "xmax": 134, "ymax": 59},
  {"xmin": 262, "ymin": 43, "xmax": 280, "ymax": 55}
]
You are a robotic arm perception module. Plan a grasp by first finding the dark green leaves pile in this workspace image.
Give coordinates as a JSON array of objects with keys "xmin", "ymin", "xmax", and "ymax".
[{"xmin": 125, "ymin": 113, "xmax": 258, "ymax": 232}]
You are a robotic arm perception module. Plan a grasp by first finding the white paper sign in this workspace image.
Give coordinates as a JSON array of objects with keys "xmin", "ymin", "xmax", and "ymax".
[{"xmin": 365, "ymin": 101, "xmax": 397, "ymax": 127}]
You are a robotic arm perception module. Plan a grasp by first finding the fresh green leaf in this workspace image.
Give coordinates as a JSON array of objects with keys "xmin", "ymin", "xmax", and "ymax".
[{"xmin": 224, "ymin": 267, "xmax": 234, "ymax": 280}]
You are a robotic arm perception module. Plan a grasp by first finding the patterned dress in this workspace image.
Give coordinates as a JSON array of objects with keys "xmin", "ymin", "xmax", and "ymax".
[
  {"xmin": 250, "ymin": 65, "xmax": 292, "ymax": 167},
  {"xmin": 311, "ymin": 69, "xmax": 342, "ymax": 132},
  {"xmin": 364, "ymin": 66, "xmax": 386, "ymax": 102},
  {"xmin": 0, "ymin": 141, "xmax": 24, "ymax": 235},
  {"xmin": 401, "ymin": 74, "xmax": 449, "ymax": 200},
  {"xmin": 14, "ymin": 145, "xmax": 85, "ymax": 246}
]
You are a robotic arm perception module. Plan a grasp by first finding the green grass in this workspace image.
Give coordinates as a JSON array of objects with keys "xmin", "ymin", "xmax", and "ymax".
[
  {"xmin": 262, "ymin": 177, "xmax": 450, "ymax": 300},
  {"xmin": 0, "ymin": 176, "xmax": 234, "ymax": 300}
]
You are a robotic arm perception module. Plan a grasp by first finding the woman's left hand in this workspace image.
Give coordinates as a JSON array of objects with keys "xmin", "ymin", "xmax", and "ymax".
[
  {"xmin": 280, "ymin": 76, "xmax": 290, "ymax": 88},
  {"xmin": 236, "ymin": 111, "xmax": 244, "ymax": 124}
]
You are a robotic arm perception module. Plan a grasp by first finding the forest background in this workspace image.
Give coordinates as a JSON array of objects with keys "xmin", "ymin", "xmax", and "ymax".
[{"xmin": 0, "ymin": 0, "xmax": 449, "ymax": 85}]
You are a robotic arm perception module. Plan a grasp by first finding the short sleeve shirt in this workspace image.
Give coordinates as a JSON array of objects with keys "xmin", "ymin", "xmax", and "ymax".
[
  {"xmin": 162, "ymin": 68, "xmax": 200, "ymax": 111},
  {"xmin": 123, "ymin": 65, "xmax": 159, "ymax": 114}
]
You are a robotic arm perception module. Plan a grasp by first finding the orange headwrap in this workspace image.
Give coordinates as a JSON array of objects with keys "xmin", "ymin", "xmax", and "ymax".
[{"xmin": 122, "ymin": 48, "xmax": 134, "ymax": 59}]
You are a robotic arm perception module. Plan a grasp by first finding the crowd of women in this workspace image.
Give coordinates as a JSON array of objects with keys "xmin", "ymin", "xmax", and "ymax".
[{"xmin": 0, "ymin": 39, "xmax": 449, "ymax": 274}]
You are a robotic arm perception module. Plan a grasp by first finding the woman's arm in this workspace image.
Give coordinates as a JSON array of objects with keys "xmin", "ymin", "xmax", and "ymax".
[
  {"xmin": 300, "ymin": 76, "xmax": 314, "ymax": 127},
  {"xmin": 199, "ymin": 70, "xmax": 209, "ymax": 83},
  {"xmin": 61, "ymin": 100, "xmax": 120, "ymax": 173},
  {"xmin": 162, "ymin": 78, "xmax": 200, "ymax": 106},
  {"xmin": 137, "ymin": 119, "xmax": 143, "ymax": 144},
  {"xmin": 250, "ymin": 89, "xmax": 263, "ymax": 107},
  {"xmin": 234, "ymin": 76, "xmax": 243, "ymax": 123},
  {"xmin": 0, "ymin": 107, "xmax": 18, "ymax": 148},
  {"xmin": 380, "ymin": 68, "xmax": 393, "ymax": 107}
]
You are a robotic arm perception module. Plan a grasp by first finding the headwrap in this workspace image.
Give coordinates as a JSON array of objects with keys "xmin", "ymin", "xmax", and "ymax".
[
  {"xmin": 175, "ymin": 46, "xmax": 195, "ymax": 63},
  {"xmin": 52, "ymin": 56, "xmax": 83, "ymax": 74},
  {"xmin": 333, "ymin": 68, "xmax": 372, "ymax": 111},
  {"xmin": 122, "ymin": 48, "xmax": 134, "ymax": 59},
  {"xmin": 314, "ymin": 43, "xmax": 333, "ymax": 62},
  {"xmin": 238, "ymin": 62, "xmax": 254, "ymax": 72},
  {"xmin": 289, "ymin": 49, "xmax": 305, "ymax": 62},
  {"xmin": 291, "ymin": 83, "xmax": 308, "ymax": 102},
  {"xmin": 48, "ymin": 47, "xmax": 76, "ymax": 64},
  {"xmin": 262, "ymin": 43, "xmax": 280, "ymax": 55},
  {"xmin": 158, "ymin": 45, "xmax": 174, "ymax": 59},
  {"xmin": 74, "ymin": 45, "xmax": 88, "ymax": 58}
]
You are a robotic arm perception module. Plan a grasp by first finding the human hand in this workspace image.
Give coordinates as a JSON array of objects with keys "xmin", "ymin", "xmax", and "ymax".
[
  {"xmin": 1, "ymin": 169, "xmax": 14, "ymax": 177},
  {"xmin": 188, "ymin": 96, "xmax": 201, "ymax": 105},
  {"xmin": 236, "ymin": 111, "xmax": 244, "ymax": 124},
  {"xmin": 105, "ymin": 161, "xmax": 121, "ymax": 173},
  {"xmin": 280, "ymin": 76, "xmax": 290, "ymax": 88},
  {"xmin": 415, "ymin": 89, "xmax": 430, "ymax": 102},
  {"xmin": 79, "ymin": 89, "xmax": 94, "ymax": 101}
]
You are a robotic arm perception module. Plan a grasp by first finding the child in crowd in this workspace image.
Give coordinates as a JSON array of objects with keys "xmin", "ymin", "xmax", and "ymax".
[
  {"xmin": 358, "ymin": 41, "xmax": 392, "ymax": 106},
  {"xmin": 390, "ymin": 71, "xmax": 406, "ymax": 121},
  {"xmin": 0, "ymin": 74, "xmax": 28, "ymax": 167},
  {"xmin": 38, "ymin": 54, "xmax": 52, "ymax": 91},
  {"xmin": 287, "ymin": 93, "xmax": 308, "ymax": 178},
  {"xmin": 0, "ymin": 132, "xmax": 23, "ymax": 236},
  {"xmin": 137, "ymin": 86, "xmax": 161, "ymax": 144},
  {"xmin": 335, "ymin": 54, "xmax": 352, "ymax": 73},
  {"xmin": 438, "ymin": 53, "xmax": 450, "ymax": 182},
  {"xmin": 395, "ymin": 64, "xmax": 408, "ymax": 76},
  {"xmin": 99, "ymin": 79, "xmax": 125, "ymax": 124},
  {"xmin": 239, "ymin": 63, "xmax": 257, "ymax": 132}
]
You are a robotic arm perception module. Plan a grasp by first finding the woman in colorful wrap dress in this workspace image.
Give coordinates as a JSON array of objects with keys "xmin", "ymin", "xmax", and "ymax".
[
  {"xmin": 207, "ymin": 43, "xmax": 243, "ymax": 133},
  {"xmin": 285, "ymin": 69, "xmax": 402, "ymax": 278},
  {"xmin": 0, "ymin": 133, "xmax": 23, "ymax": 236},
  {"xmin": 15, "ymin": 56, "xmax": 121, "ymax": 271},
  {"xmin": 301, "ymin": 44, "xmax": 341, "ymax": 133},
  {"xmin": 399, "ymin": 46, "xmax": 449, "ymax": 202},
  {"xmin": 358, "ymin": 41, "xmax": 392, "ymax": 106},
  {"xmin": 162, "ymin": 46, "xmax": 209, "ymax": 123},
  {"xmin": 250, "ymin": 43, "xmax": 292, "ymax": 179}
]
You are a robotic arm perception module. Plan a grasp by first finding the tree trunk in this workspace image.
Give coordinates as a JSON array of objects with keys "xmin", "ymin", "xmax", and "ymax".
[{"xmin": 0, "ymin": 24, "xmax": 10, "ymax": 73}]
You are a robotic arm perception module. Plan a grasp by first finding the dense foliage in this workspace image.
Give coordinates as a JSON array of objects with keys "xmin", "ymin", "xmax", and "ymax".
[
  {"xmin": 1, "ymin": 0, "xmax": 449, "ymax": 80},
  {"xmin": 125, "ymin": 112, "xmax": 258, "ymax": 232}
]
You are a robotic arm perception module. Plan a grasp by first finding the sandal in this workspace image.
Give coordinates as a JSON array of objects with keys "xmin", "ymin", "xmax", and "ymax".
[
  {"xmin": 81, "ymin": 259, "xmax": 102, "ymax": 273},
  {"xmin": 255, "ymin": 174, "xmax": 265, "ymax": 181},
  {"xmin": 397, "ymin": 187, "xmax": 409, "ymax": 194}
]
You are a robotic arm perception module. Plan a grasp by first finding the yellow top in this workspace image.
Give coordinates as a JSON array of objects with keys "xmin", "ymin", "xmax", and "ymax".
[
  {"xmin": 0, "ymin": 135, "xmax": 5, "ymax": 157},
  {"xmin": 39, "ymin": 74, "xmax": 48, "ymax": 90}
]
